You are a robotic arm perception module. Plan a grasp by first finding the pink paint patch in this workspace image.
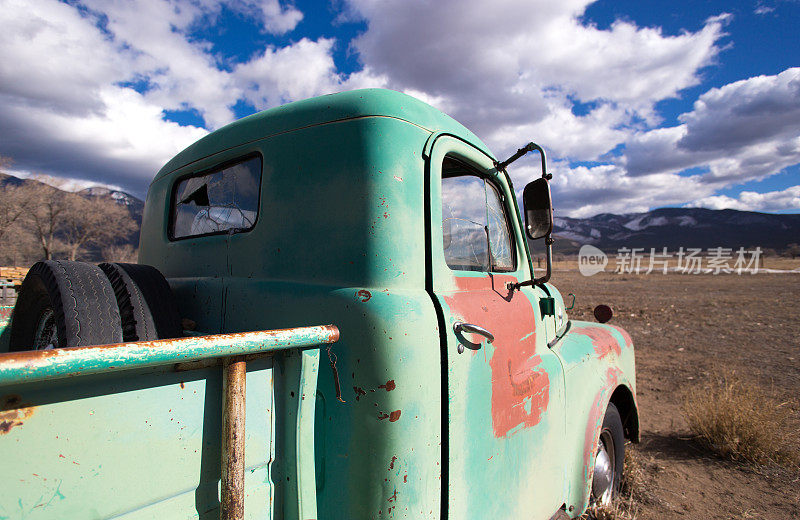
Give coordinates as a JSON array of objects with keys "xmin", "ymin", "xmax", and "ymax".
[
  {"xmin": 609, "ymin": 325, "xmax": 633, "ymax": 348},
  {"xmin": 444, "ymin": 275, "xmax": 550, "ymax": 438},
  {"xmin": 572, "ymin": 326, "xmax": 621, "ymax": 360},
  {"xmin": 581, "ymin": 367, "xmax": 622, "ymax": 501}
]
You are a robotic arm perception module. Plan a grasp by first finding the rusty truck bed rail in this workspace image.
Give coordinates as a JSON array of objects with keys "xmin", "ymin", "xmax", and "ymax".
[
  {"xmin": 0, "ymin": 325, "xmax": 340, "ymax": 520},
  {"xmin": 0, "ymin": 325, "xmax": 339, "ymax": 386}
]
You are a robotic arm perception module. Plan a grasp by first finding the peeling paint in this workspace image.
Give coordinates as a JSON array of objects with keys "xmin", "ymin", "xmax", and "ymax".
[
  {"xmin": 581, "ymin": 367, "xmax": 622, "ymax": 501},
  {"xmin": 609, "ymin": 325, "xmax": 633, "ymax": 348},
  {"xmin": 0, "ymin": 394, "xmax": 35, "ymax": 435},
  {"xmin": 571, "ymin": 326, "xmax": 622, "ymax": 360},
  {"xmin": 0, "ymin": 325, "xmax": 339, "ymax": 386},
  {"xmin": 378, "ymin": 380, "xmax": 396, "ymax": 391},
  {"xmin": 444, "ymin": 275, "xmax": 550, "ymax": 438},
  {"xmin": 378, "ymin": 410, "xmax": 401, "ymax": 421},
  {"xmin": 356, "ymin": 290, "xmax": 372, "ymax": 302}
]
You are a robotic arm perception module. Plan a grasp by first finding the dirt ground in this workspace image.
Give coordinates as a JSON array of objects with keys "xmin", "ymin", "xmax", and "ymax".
[{"xmin": 557, "ymin": 270, "xmax": 800, "ymax": 519}]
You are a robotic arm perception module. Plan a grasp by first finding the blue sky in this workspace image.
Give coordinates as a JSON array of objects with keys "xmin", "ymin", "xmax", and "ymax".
[{"xmin": 1, "ymin": 0, "xmax": 798, "ymax": 217}]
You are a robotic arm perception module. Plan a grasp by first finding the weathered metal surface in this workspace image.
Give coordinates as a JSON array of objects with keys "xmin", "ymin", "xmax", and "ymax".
[
  {"xmin": 276, "ymin": 348, "xmax": 320, "ymax": 520},
  {"xmin": 554, "ymin": 320, "xmax": 637, "ymax": 513},
  {"xmin": 0, "ymin": 89, "xmax": 637, "ymax": 520},
  {"xmin": 0, "ymin": 325, "xmax": 339, "ymax": 386},
  {"xmin": 428, "ymin": 136, "xmax": 567, "ymax": 519},
  {"xmin": 221, "ymin": 357, "xmax": 247, "ymax": 520},
  {"xmin": 0, "ymin": 305, "xmax": 12, "ymax": 335}
]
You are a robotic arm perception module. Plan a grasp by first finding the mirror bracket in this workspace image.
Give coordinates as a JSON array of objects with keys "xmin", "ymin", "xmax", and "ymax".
[{"xmin": 500, "ymin": 141, "xmax": 555, "ymax": 293}]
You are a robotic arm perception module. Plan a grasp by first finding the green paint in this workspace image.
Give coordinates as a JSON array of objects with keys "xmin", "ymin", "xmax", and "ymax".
[
  {"xmin": 0, "ymin": 327, "xmax": 337, "ymax": 386},
  {"xmin": 1, "ymin": 89, "xmax": 636, "ymax": 520}
]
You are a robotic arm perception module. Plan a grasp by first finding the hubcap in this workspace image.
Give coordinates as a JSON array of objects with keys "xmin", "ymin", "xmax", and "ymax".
[
  {"xmin": 592, "ymin": 430, "xmax": 616, "ymax": 506},
  {"xmin": 33, "ymin": 308, "xmax": 58, "ymax": 350}
]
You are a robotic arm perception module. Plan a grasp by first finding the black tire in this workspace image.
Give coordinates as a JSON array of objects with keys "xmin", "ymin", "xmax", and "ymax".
[
  {"xmin": 98, "ymin": 263, "xmax": 181, "ymax": 341},
  {"xmin": 590, "ymin": 402, "xmax": 625, "ymax": 507},
  {"xmin": 9, "ymin": 260, "xmax": 123, "ymax": 351}
]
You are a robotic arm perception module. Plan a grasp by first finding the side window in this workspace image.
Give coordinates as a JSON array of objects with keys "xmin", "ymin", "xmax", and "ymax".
[
  {"xmin": 441, "ymin": 157, "xmax": 515, "ymax": 272},
  {"xmin": 171, "ymin": 156, "xmax": 261, "ymax": 239}
]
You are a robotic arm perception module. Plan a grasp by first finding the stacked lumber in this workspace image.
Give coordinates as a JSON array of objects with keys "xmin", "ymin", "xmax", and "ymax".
[{"xmin": 0, "ymin": 267, "xmax": 28, "ymax": 286}]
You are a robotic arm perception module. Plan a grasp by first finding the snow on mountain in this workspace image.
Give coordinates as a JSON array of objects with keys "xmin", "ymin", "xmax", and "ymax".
[{"xmin": 551, "ymin": 207, "xmax": 800, "ymax": 253}]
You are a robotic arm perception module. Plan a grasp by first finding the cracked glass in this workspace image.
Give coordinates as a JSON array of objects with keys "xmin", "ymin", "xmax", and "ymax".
[
  {"xmin": 442, "ymin": 157, "xmax": 514, "ymax": 272},
  {"xmin": 171, "ymin": 156, "xmax": 261, "ymax": 239}
]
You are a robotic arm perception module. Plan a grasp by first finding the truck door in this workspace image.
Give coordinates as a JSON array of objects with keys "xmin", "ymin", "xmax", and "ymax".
[{"xmin": 427, "ymin": 137, "xmax": 567, "ymax": 519}]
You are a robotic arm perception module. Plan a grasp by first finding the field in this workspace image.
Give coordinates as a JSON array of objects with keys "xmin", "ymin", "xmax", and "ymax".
[{"xmin": 558, "ymin": 269, "xmax": 800, "ymax": 519}]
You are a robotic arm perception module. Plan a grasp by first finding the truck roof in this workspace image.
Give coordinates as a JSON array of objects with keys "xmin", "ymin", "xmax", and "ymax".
[{"xmin": 154, "ymin": 88, "xmax": 493, "ymax": 182}]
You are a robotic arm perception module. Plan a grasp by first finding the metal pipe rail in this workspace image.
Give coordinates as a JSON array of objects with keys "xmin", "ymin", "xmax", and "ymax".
[{"xmin": 0, "ymin": 325, "xmax": 340, "ymax": 520}]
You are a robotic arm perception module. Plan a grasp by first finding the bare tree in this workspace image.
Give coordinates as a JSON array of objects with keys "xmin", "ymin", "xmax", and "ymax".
[
  {"xmin": 60, "ymin": 196, "xmax": 136, "ymax": 261},
  {"xmin": 0, "ymin": 185, "xmax": 37, "ymax": 243},
  {"xmin": 19, "ymin": 179, "xmax": 72, "ymax": 260},
  {"xmin": 0, "ymin": 156, "xmax": 35, "ymax": 243},
  {"xmin": 102, "ymin": 244, "xmax": 138, "ymax": 263}
]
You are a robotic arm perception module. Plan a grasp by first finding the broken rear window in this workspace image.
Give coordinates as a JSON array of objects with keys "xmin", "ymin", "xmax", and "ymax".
[{"xmin": 170, "ymin": 155, "xmax": 261, "ymax": 240}]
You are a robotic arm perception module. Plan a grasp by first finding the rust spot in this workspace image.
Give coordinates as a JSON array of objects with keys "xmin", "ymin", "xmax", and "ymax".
[
  {"xmin": 2, "ymin": 395, "xmax": 21, "ymax": 407},
  {"xmin": 378, "ymin": 380, "xmax": 396, "ymax": 392},
  {"xmin": 353, "ymin": 387, "xmax": 366, "ymax": 401},
  {"xmin": 377, "ymin": 411, "xmax": 390, "ymax": 420},
  {"xmin": 388, "ymin": 490, "xmax": 397, "ymax": 502},
  {"xmin": 389, "ymin": 410, "xmax": 401, "ymax": 422},
  {"xmin": 356, "ymin": 290, "xmax": 372, "ymax": 302},
  {"xmin": 403, "ymin": 474, "xmax": 407, "ymax": 483},
  {"xmin": 389, "ymin": 455, "xmax": 397, "ymax": 470},
  {"xmin": 0, "ymin": 394, "xmax": 35, "ymax": 435},
  {"xmin": 0, "ymin": 326, "xmax": 341, "ymax": 371}
]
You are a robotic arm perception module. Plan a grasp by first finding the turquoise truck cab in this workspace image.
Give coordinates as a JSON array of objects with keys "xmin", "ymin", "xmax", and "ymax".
[{"xmin": 0, "ymin": 88, "xmax": 637, "ymax": 520}]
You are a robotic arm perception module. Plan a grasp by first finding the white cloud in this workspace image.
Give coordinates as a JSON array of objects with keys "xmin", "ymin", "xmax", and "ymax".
[
  {"xmin": 252, "ymin": 0, "xmax": 304, "ymax": 34},
  {"xmin": 234, "ymin": 38, "xmax": 342, "ymax": 108},
  {"xmin": 540, "ymin": 161, "xmax": 720, "ymax": 218},
  {"xmin": 0, "ymin": 84, "xmax": 208, "ymax": 193},
  {"xmin": 0, "ymin": 0, "xmax": 130, "ymax": 115},
  {"xmin": 345, "ymin": 0, "xmax": 729, "ymax": 160},
  {"xmin": 624, "ymin": 68, "xmax": 800, "ymax": 184},
  {"xmin": 687, "ymin": 185, "xmax": 800, "ymax": 212},
  {"xmin": 678, "ymin": 67, "xmax": 800, "ymax": 153},
  {"xmin": 8, "ymin": 169, "xmax": 126, "ymax": 194},
  {"xmin": 0, "ymin": 0, "xmax": 369, "ymax": 194},
  {"xmin": 0, "ymin": 0, "xmax": 797, "ymax": 218}
]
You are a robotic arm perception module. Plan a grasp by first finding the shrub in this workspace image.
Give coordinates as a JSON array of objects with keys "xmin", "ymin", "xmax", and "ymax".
[{"xmin": 683, "ymin": 371, "xmax": 799, "ymax": 467}]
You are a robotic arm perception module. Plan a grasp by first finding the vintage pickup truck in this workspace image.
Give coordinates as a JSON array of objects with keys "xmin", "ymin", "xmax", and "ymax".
[{"xmin": 0, "ymin": 88, "xmax": 638, "ymax": 520}]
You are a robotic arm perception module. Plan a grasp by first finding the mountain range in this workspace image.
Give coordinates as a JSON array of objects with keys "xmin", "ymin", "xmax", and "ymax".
[
  {"xmin": 551, "ymin": 207, "xmax": 800, "ymax": 254},
  {"xmin": 2, "ymin": 173, "xmax": 798, "ymax": 254}
]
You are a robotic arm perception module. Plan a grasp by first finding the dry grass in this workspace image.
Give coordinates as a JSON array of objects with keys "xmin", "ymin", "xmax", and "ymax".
[
  {"xmin": 581, "ymin": 446, "xmax": 654, "ymax": 520},
  {"xmin": 683, "ymin": 371, "xmax": 800, "ymax": 467}
]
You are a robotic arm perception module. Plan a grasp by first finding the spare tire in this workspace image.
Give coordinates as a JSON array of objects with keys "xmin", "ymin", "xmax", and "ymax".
[
  {"xmin": 9, "ymin": 260, "xmax": 123, "ymax": 351},
  {"xmin": 98, "ymin": 263, "xmax": 182, "ymax": 341}
]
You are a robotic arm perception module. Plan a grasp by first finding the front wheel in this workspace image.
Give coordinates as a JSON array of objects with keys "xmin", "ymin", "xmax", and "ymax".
[{"xmin": 591, "ymin": 402, "xmax": 625, "ymax": 507}]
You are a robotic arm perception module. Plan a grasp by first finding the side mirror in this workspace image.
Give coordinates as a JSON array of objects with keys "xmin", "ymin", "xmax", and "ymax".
[{"xmin": 523, "ymin": 178, "xmax": 553, "ymax": 240}]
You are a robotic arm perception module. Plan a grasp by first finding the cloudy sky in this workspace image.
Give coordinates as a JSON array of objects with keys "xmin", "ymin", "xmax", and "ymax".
[{"xmin": 1, "ymin": 0, "xmax": 798, "ymax": 217}]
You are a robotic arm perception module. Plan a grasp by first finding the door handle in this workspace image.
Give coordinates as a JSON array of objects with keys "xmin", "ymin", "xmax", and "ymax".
[{"xmin": 453, "ymin": 322, "xmax": 494, "ymax": 354}]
